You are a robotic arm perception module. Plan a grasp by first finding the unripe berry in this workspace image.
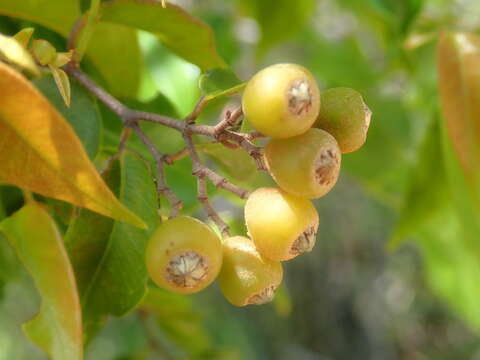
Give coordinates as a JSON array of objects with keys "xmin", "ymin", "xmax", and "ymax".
[
  {"xmin": 314, "ymin": 87, "xmax": 371, "ymax": 153},
  {"xmin": 245, "ymin": 188, "xmax": 319, "ymax": 261},
  {"xmin": 219, "ymin": 236, "xmax": 283, "ymax": 306},
  {"xmin": 242, "ymin": 63, "xmax": 320, "ymax": 138},
  {"xmin": 145, "ymin": 216, "xmax": 222, "ymax": 294},
  {"xmin": 265, "ymin": 128, "xmax": 341, "ymax": 199},
  {"xmin": 31, "ymin": 39, "xmax": 57, "ymax": 65}
]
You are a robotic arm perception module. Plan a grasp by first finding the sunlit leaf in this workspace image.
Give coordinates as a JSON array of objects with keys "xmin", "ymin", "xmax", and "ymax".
[
  {"xmin": 0, "ymin": 33, "xmax": 39, "ymax": 75},
  {"xmin": 65, "ymin": 152, "xmax": 159, "ymax": 337},
  {"xmin": 0, "ymin": 62, "xmax": 145, "ymax": 228},
  {"xmin": 34, "ymin": 74, "xmax": 102, "ymax": 160},
  {"xmin": 98, "ymin": 0, "xmax": 226, "ymax": 70},
  {"xmin": 0, "ymin": 203, "xmax": 83, "ymax": 360}
]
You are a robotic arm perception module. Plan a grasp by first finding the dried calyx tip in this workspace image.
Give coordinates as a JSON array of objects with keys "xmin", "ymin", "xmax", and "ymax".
[
  {"xmin": 166, "ymin": 251, "xmax": 208, "ymax": 288},
  {"xmin": 290, "ymin": 226, "xmax": 317, "ymax": 255},
  {"xmin": 288, "ymin": 80, "xmax": 312, "ymax": 115},
  {"xmin": 314, "ymin": 149, "xmax": 339, "ymax": 185},
  {"xmin": 247, "ymin": 285, "xmax": 277, "ymax": 305}
]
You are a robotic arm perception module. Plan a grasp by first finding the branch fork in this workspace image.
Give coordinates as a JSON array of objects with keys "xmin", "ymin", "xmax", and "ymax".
[{"xmin": 64, "ymin": 64, "xmax": 260, "ymax": 234}]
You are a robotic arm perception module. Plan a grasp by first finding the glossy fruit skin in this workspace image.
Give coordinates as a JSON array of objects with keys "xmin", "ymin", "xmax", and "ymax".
[
  {"xmin": 314, "ymin": 87, "xmax": 371, "ymax": 153},
  {"xmin": 219, "ymin": 236, "xmax": 283, "ymax": 306},
  {"xmin": 242, "ymin": 63, "xmax": 321, "ymax": 138},
  {"xmin": 265, "ymin": 128, "xmax": 341, "ymax": 199},
  {"xmin": 245, "ymin": 188, "xmax": 319, "ymax": 261},
  {"xmin": 145, "ymin": 216, "xmax": 222, "ymax": 294}
]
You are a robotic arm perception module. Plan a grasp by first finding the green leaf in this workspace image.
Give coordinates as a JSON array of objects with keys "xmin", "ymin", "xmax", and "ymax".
[
  {"xmin": 416, "ymin": 208, "xmax": 480, "ymax": 331},
  {"xmin": 49, "ymin": 65, "xmax": 71, "ymax": 107},
  {"xmin": 34, "ymin": 74, "xmax": 102, "ymax": 160},
  {"xmin": 98, "ymin": 0, "xmax": 226, "ymax": 70},
  {"xmin": 0, "ymin": 203, "xmax": 83, "ymax": 360},
  {"xmin": 198, "ymin": 143, "xmax": 256, "ymax": 182},
  {"xmin": 437, "ymin": 31, "xmax": 480, "ymax": 235},
  {"xmin": 0, "ymin": 0, "xmax": 79, "ymax": 35},
  {"xmin": 238, "ymin": 0, "xmax": 316, "ymax": 55},
  {"xmin": 0, "ymin": 62, "xmax": 145, "ymax": 228},
  {"xmin": 86, "ymin": 23, "xmax": 142, "ymax": 98},
  {"xmin": 65, "ymin": 152, "xmax": 159, "ymax": 337},
  {"xmin": 389, "ymin": 117, "xmax": 448, "ymax": 248},
  {"xmin": 199, "ymin": 68, "xmax": 242, "ymax": 95},
  {"xmin": 141, "ymin": 287, "xmax": 212, "ymax": 356}
]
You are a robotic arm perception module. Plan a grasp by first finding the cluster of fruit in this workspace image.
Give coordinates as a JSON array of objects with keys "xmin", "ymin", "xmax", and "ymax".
[{"xmin": 146, "ymin": 64, "xmax": 371, "ymax": 306}]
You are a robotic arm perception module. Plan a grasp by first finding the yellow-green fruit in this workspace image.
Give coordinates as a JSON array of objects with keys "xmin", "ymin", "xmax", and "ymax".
[
  {"xmin": 242, "ymin": 63, "xmax": 321, "ymax": 138},
  {"xmin": 31, "ymin": 39, "xmax": 56, "ymax": 65},
  {"xmin": 314, "ymin": 87, "xmax": 371, "ymax": 153},
  {"xmin": 245, "ymin": 188, "xmax": 319, "ymax": 261},
  {"xmin": 265, "ymin": 128, "xmax": 341, "ymax": 199},
  {"xmin": 146, "ymin": 216, "xmax": 222, "ymax": 294},
  {"xmin": 219, "ymin": 236, "xmax": 283, "ymax": 306}
]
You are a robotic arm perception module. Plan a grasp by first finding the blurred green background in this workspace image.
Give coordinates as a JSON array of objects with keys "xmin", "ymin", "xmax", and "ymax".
[{"xmin": 2, "ymin": 0, "xmax": 480, "ymax": 359}]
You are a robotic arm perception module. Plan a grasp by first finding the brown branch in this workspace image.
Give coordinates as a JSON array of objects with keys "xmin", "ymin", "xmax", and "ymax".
[
  {"xmin": 163, "ymin": 147, "xmax": 189, "ymax": 165},
  {"xmin": 101, "ymin": 127, "xmax": 133, "ymax": 173},
  {"xmin": 197, "ymin": 177, "xmax": 230, "ymax": 237},
  {"xmin": 218, "ymin": 131, "xmax": 267, "ymax": 171},
  {"xmin": 213, "ymin": 107, "xmax": 243, "ymax": 136},
  {"xmin": 65, "ymin": 64, "xmax": 258, "ymax": 229},
  {"xmin": 131, "ymin": 123, "xmax": 183, "ymax": 217},
  {"xmin": 183, "ymin": 132, "xmax": 250, "ymax": 199},
  {"xmin": 186, "ymin": 95, "xmax": 209, "ymax": 122}
]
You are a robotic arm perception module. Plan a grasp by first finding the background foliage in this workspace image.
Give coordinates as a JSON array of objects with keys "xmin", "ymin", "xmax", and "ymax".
[{"xmin": 1, "ymin": 0, "xmax": 480, "ymax": 359}]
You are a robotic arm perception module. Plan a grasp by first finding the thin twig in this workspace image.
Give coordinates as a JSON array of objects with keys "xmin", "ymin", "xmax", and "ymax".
[
  {"xmin": 131, "ymin": 123, "xmax": 183, "ymax": 217},
  {"xmin": 183, "ymin": 131, "xmax": 249, "ymax": 234},
  {"xmin": 218, "ymin": 131, "xmax": 267, "ymax": 171},
  {"xmin": 102, "ymin": 127, "xmax": 132, "ymax": 172},
  {"xmin": 213, "ymin": 107, "xmax": 243, "ymax": 136},
  {"xmin": 197, "ymin": 177, "xmax": 230, "ymax": 237},
  {"xmin": 65, "ymin": 64, "xmax": 256, "ymax": 217},
  {"xmin": 186, "ymin": 95, "xmax": 209, "ymax": 122},
  {"xmin": 183, "ymin": 132, "xmax": 250, "ymax": 199},
  {"xmin": 163, "ymin": 147, "xmax": 189, "ymax": 165}
]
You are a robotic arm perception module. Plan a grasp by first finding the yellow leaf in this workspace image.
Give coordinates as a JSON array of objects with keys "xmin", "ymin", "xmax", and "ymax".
[
  {"xmin": 49, "ymin": 65, "xmax": 71, "ymax": 107},
  {"xmin": 0, "ymin": 62, "xmax": 146, "ymax": 228},
  {"xmin": 438, "ymin": 32, "xmax": 480, "ymax": 182},
  {"xmin": 0, "ymin": 33, "xmax": 39, "ymax": 75},
  {"xmin": 13, "ymin": 27, "xmax": 34, "ymax": 48}
]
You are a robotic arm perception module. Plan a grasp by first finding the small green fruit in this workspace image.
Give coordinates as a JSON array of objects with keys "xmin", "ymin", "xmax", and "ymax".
[
  {"xmin": 265, "ymin": 128, "xmax": 341, "ymax": 199},
  {"xmin": 146, "ymin": 216, "xmax": 222, "ymax": 294},
  {"xmin": 314, "ymin": 87, "xmax": 371, "ymax": 153},
  {"xmin": 242, "ymin": 63, "xmax": 321, "ymax": 138},
  {"xmin": 245, "ymin": 188, "xmax": 319, "ymax": 261},
  {"xmin": 31, "ymin": 39, "xmax": 57, "ymax": 65},
  {"xmin": 219, "ymin": 236, "xmax": 283, "ymax": 306}
]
